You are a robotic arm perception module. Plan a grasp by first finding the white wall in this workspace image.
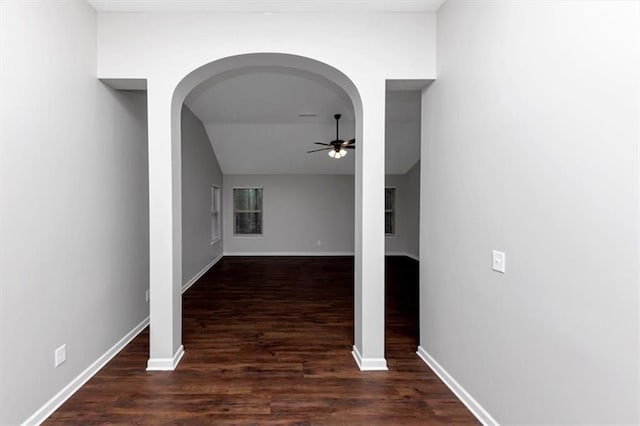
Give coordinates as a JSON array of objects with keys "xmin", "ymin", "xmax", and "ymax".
[
  {"xmin": 386, "ymin": 90, "xmax": 422, "ymax": 176},
  {"xmin": 0, "ymin": 1, "xmax": 149, "ymax": 424},
  {"xmin": 96, "ymin": 12, "xmax": 436, "ymax": 83},
  {"xmin": 223, "ymin": 175, "xmax": 354, "ymax": 255},
  {"xmin": 223, "ymin": 172, "xmax": 419, "ymax": 257},
  {"xmin": 421, "ymin": 1, "xmax": 639, "ymax": 424},
  {"xmin": 181, "ymin": 106, "xmax": 223, "ymax": 285},
  {"xmin": 386, "ymin": 161, "xmax": 420, "ymax": 259}
]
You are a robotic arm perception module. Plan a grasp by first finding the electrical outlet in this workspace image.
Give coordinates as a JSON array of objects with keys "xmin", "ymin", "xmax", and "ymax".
[
  {"xmin": 54, "ymin": 344, "xmax": 66, "ymax": 368},
  {"xmin": 316, "ymin": 240, "xmax": 322, "ymax": 247},
  {"xmin": 145, "ymin": 289, "xmax": 150, "ymax": 302},
  {"xmin": 492, "ymin": 250, "xmax": 506, "ymax": 273}
]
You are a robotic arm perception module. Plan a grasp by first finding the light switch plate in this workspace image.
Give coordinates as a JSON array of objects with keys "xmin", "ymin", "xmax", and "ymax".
[
  {"xmin": 54, "ymin": 344, "xmax": 66, "ymax": 368},
  {"xmin": 492, "ymin": 250, "xmax": 506, "ymax": 273}
]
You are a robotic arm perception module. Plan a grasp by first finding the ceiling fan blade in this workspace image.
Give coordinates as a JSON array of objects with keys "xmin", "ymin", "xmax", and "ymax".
[
  {"xmin": 314, "ymin": 142, "xmax": 331, "ymax": 146},
  {"xmin": 345, "ymin": 146, "xmax": 355, "ymax": 149},
  {"xmin": 342, "ymin": 139, "xmax": 356, "ymax": 146},
  {"xmin": 307, "ymin": 147, "xmax": 332, "ymax": 153}
]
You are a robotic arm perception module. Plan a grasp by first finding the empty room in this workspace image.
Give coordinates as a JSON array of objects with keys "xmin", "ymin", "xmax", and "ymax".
[{"xmin": 1, "ymin": 0, "xmax": 638, "ymax": 425}]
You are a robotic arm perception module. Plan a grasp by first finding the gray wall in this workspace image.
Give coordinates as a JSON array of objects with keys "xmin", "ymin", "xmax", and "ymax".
[
  {"xmin": 0, "ymin": 1, "xmax": 149, "ymax": 423},
  {"xmin": 386, "ymin": 161, "xmax": 420, "ymax": 259},
  {"xmin": 223, "ymin": 175, "xmax": 355, "ymax": 254},
  {"xmin": 223, "ymin": 173, "xmax": 419, "ymax": 256},
  {"xmin": 421, "ymin": 1, "xmax": 639, "ymax": 424},
  {"xmin": 404, "ymin": 161, "xmax": 420, "ymax": 258},
  {"xmin": 182, "ymin": 106, "xmax": 223, "ymax": 285}
]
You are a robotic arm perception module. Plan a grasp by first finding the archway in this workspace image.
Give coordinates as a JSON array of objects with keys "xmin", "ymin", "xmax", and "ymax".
[{"xmin": 146, "ymin": 53, "xmax": 387, "ymax": 372}]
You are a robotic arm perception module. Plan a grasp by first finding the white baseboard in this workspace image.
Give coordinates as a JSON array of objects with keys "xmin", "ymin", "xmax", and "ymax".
[
  {"xmin": 223, "ymin": 251, "xmax": 354, "ymax": 256},
  {"xmin": 146, "ymin": 345, "xmax": 184, "ymax": 371},
  {"xmin": 22, "ymin": 317, "xmax": 150, "ymax": 426},
  {"xmin": 417, "ymin": 346, "xmax": 497, "ymax": 425},
  {"xmin": 386, "ymin": 251, "xmax": 420, "ymax": 261},
  {"xmin": 182, "ymin": 253, "xmax": 223, "ymax": 293},
  {"xmin": 351, "ymin": 345, "xmax": 388, "ymax": 371}
]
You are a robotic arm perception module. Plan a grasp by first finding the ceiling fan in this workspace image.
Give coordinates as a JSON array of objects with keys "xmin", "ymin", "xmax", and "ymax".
[{"xmin": 307, "ymin": 114, "xmax": 355, "ymax": 159}]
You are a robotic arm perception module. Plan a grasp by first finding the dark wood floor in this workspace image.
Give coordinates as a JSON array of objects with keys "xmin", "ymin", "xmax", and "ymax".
[{"xmin": 46, "ymin": 256, "xmax": 477, "ymax": 425}]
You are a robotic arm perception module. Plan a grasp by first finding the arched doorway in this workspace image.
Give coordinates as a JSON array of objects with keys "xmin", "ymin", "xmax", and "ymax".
[{"xmin": 146, "ymin": 53, "xmax": 388, "ymax": 372}]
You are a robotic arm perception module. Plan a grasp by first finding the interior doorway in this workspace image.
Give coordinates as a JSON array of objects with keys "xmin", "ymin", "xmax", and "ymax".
[
  {"xmin": 167, "ymin": 53, "xmax": 366, "ymax": 370},
  {"xmin": 384, "ymin": 87, "xmax": 422, "ymax": 360}
]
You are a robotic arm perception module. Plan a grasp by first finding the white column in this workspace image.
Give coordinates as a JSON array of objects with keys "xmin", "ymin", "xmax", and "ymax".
[
  {"xmin": 146, "ymin": 80, "xmax": 184, "ymax": 370},
  {"xmin": 352, "ymin": 80, "xmax": 387, "ymax": 371}
]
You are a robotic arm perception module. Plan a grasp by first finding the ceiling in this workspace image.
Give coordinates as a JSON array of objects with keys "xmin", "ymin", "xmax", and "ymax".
[
  {"xmin": 184, "ymin": 68, "xmax": 421, "ymax": 175},
  {"xmin": 88, "ymin": 0, "xmax": 445, "ymax": 13},
  {"xmin": 186, "ymin": 67, "xmax": 354, "ymax": 124}
]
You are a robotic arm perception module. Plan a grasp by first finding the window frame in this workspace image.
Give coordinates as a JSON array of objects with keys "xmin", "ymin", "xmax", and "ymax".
[
  {"xmin": 385, "ymin": 186, "xmax": 396, "ymax": 236},
  {"xmin": 232, "ymin": 187, "xmax": 264, "ymax": 237},
  {"xmin": 210, "ymin": 185, "xmax": 222, "ymax": 245}
]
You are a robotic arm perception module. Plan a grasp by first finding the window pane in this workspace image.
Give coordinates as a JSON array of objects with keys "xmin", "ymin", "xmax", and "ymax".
[
  {"xmin": 385, "ymin": 188, "xmax": 394, "ymax": 210},
  {"xmin": 233, "ymin": 189, "xmax": 248, "ymax": 210},
  {"xmin": 385, "ymin": 212, "xmax": 394, "ymax": 235},
  {"xmin": 234, "ymin": 188, "xmax": 262, "ymax": 211},
  {"xmin": 253, "ymin": 188, "xmax": 262, "ymax": 210},
  {"xmin": 235, "ymin": 212, "xmax": 262, "ymax": 235}
]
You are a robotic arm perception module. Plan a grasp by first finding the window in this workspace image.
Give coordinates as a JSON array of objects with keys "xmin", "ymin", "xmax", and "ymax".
[
  {"xmin": 233, "ymin": 188, "xmax": 263, "ymax": 235},
  {"xmin": 211, "ymin": 185, "xmax": 221, "ymax": 243},
  {"xmin": 385, "ymin": 187, "xmax": 395, "ymax": 235}
]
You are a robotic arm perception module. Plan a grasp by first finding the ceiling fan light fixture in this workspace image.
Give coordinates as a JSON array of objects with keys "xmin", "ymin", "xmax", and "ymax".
[{"xmin": 328, "ymin": 149, "xmax": 347, "ymax": 159}]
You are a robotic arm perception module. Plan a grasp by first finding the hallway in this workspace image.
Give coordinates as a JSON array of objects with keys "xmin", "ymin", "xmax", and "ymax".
[{"xmin": 45, "ymin": 257, "xmax": 476, "ymax": 424}]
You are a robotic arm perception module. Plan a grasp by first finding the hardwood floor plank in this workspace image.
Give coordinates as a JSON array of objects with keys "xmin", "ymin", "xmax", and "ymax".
[{"xmin": 45, "ymin": 256, "xmax": 477, "ymax": 425}]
